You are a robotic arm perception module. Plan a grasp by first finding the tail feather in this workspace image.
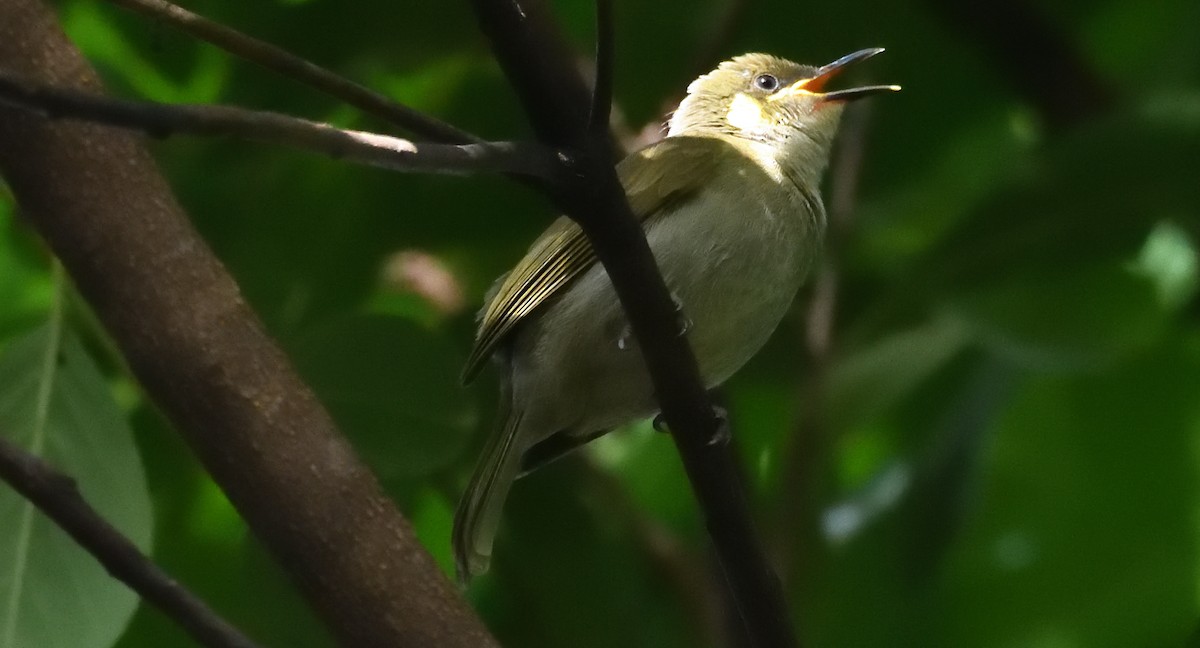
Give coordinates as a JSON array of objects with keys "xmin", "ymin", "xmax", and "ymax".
[{"xmin": 452, "ymin": 406, "xmax": 524, "ymax": 583}]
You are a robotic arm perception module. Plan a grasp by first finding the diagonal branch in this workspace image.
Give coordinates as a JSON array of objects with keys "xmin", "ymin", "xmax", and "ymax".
[
  {"xmin": 0, "ymin": 2, "xmax": 499, "ymax": 646},
  {"xmin": 468, "ymin": 0, "xmax": 593, "ymax": 147},
  {"xmin": 469, "ymin": 1, "xmax": 799, "ymax": 646},
  {"xmin": 102, "ymin": 0, "xmax": 480, "ymax": 143},
  {"xmin": 0, "ymin": 70, "xmax": 557, "ymax": 178},
  {"xmin": 0, "ymin": 435, "xmax": 262, "ymax": 648},
  {"xmin": 777, "ymin": 103, "xmax": 873, "ymax": 587}
]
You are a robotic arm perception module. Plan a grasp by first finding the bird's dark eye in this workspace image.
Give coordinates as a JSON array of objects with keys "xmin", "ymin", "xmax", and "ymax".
[{"xmin": 753, "ymin": 74, "xmax": 779, "ymax": 91}]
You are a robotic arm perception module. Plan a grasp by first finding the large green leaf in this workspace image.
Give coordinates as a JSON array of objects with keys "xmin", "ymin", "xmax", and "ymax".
[{"xmin": 0, "ymin": 323, "xmax": 153, "ymax": 648}]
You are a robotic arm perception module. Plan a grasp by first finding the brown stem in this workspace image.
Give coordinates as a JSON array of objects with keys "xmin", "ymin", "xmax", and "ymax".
[
  {"xmin": 0, "ymin": 2, "xmax": 497, "ymax": 646},
  {"xmin": 102, "ymin": 0, "xmax": 479, "ymax": 143},
  {"xmin": 778, "ymin": 104, "xmax": 873, "ymax": 588},
  {"xmin": 0, "ymin": 436, "xmax": 261, "ymax": 648},
  {"xmin": 0, "ymin": 71, "xmax": 556, "ymax": 178}
]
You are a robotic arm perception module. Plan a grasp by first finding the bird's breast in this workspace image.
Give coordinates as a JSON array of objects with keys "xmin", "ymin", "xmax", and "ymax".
[
  {"xmin": 509, "ymin": 169, "xmax": 821, "ymax": 436},
  {"xmin": 647, "ymin": 178, "xmax": 818, "ymax": 385}
]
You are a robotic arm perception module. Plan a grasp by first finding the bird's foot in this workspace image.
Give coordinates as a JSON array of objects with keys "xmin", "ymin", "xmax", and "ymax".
[
  {"xmin": 616, "ymin": 324, "xmax": 633, "ymax": 351},
  {"xmin": 614, "ymin": 293, "xmax": 688, "ymax": 351},
  {"xmin": 707, "ymin": 406, "xmax": 730, "ymax": 446},
  {"xmin": 652, "ymin": 406, "xmax": 729, "ymax": 446},
  {"xmin": 670, "ymin": 292, "xmax": 693, "ymax": 336}
]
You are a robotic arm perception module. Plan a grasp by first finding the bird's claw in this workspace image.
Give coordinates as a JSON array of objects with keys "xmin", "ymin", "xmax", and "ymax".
[
  {"xmin": 652, "ymin": 406, "xmax": 729, "ymax": 446},
  {"xmin": 670, "ymin": 292, "xmax": 692, "ymax": 336},
  {"xmin": 706, "ymin": 406, "xmax": 730, "ymax": 446}
]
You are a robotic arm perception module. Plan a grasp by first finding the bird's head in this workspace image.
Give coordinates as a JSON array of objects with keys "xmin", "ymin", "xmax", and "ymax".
[{"xmin": 668, "ymin": 49, "xmax": 898, "ymax": 184}]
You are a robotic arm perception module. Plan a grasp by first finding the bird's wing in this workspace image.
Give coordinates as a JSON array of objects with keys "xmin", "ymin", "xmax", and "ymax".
[{"xmin": 460, "ymin": 135, "xmax": 728, "ymax": 383}]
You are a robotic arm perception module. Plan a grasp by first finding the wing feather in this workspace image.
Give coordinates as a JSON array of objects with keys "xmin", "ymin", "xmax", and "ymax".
[{"xmin": 460, "ymin": 136, "xmax": 730, "ymax": 383}]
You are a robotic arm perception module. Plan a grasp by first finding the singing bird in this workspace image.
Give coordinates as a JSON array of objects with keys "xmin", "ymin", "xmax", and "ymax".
[{"xmin": 454, "ymin": 49, "xmax": 898, "ymax": 581}]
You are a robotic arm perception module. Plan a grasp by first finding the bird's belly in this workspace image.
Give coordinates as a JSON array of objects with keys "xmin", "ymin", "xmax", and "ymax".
[
  {"xmin": 511, "ymin": 190, "xmax": 815, "ymax": 437},
  {"xmin": 651, "ymin": 191, "xmax": 810, "ymax": 385}
]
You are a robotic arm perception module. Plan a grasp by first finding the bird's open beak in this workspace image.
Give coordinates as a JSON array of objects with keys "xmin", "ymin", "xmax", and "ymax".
[{"xmin": 794, "ymin": 48, "xmax": 900, "ymax": 102}]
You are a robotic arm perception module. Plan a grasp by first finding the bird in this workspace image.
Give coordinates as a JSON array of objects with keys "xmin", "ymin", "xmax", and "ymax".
[{"xmin": 453, "ymin": 49, "xmax": 898, "ymax": 581}]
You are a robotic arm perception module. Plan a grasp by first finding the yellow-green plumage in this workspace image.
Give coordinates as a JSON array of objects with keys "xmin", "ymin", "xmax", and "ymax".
[
  {"xmin": 453, "ymin": 50, "xmax": 897, "ymax": 581},
  {"xmin": 461, "ymin": 136, "xmax": 727, "ymax": 383}
]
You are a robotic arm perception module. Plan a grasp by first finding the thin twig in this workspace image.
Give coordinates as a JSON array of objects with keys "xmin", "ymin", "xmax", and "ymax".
[
  {"xmin": 581, "ymin": 458, "xmax": 728, "ymax": 645},
  {"xmin": 0, "ymin": 1, "xmax": 499, "ymax": 644},
  {"xmin": 808, "ymin": 103, "xmax": 871, "ymax": 359},
  {"xmin": 0, "ymin": 436, "xmax": 262, "ymax": 648},
  {"xmin": 469, "ymin": 1, "xmax": 799, "ymax": 646},
  {"xmin": 778, "ymin": 103, "xmax": 873, "ymax": 584},
  {"xmin": 0, "ymin": 71, "xmax": 557, "ymax": 178},
  {"xmin": 102, "ymin": 0, "xmax": 480, "ymax": 143}
]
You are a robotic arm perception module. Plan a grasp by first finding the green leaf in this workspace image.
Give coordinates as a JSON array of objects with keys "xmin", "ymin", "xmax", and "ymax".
[{"xmin": 0, "ymin": 323, "xmax": 153, "ymax": 648}]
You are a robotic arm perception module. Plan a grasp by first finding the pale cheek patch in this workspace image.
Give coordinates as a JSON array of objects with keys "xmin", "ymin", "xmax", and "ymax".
[{"xmin": 726, "ymin": 93, "xmax": 770, "ymax": 133}]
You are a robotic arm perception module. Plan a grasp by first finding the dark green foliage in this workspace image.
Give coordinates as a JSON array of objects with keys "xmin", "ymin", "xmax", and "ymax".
[{"xmin": 2, "ymin": 0, "xmax": 1199, "ymax": 646}]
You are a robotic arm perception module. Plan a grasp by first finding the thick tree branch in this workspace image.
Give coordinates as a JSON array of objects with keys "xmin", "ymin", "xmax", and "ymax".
[
  {"xmin": 102, "ymin": 0, "xmax": 480, "ymax": 143},
  {"xmin": 469, "ymin": 1, "xmax": 799, "ymax": 646},
  {"xmin": 0, "ymin": 2, "xmax": 498, "ymax": 647},
  {"xmin": 0, "ymin": 436, "xmax": 261, "ymax": 648},
  {"xmin": 0, "ymin": 71, "xmax": 556, "ymax": 178}
]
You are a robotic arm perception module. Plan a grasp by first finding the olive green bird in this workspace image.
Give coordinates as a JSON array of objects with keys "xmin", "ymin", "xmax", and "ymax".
[{"xmin": 454, "ymin": 49, "xmax": 898, "ymax": 581}]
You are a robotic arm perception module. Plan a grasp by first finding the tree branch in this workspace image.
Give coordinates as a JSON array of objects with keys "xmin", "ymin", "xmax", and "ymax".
[
  {"xmin": 102, "ymin": 0, "xmax": 480, "ymax": 143},
  {"xmin": 469, "ymin": 1, "xmax": 799, "ymax": 646},
  {"xmin": 0, "ymin": 436, "xmax": 261, "ymax": 648},
  {"xmin": 0, "ymin": 2, "xmax": 498, "ymax": 647},
  {"xmin": 468, "ymin": 0, "xmax": 593, "ymax": 148},
  {"xmin": 0, "ymin": 70, "xmax": 557, "ymax": 178},
  {"xmin": 776, "ymin": 103, "xmax": 873, "ymax": 587}
]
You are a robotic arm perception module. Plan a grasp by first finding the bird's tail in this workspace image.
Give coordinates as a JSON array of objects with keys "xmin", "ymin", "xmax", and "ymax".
[{"xmin": 452, "ymin": 392, "xmax": 524, "ymax": 583}]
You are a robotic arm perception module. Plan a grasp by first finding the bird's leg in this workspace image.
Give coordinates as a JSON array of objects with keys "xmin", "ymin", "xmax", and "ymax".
[
  {"xmin": 671, "ymin": 292, "xmax": 693, "ymax": 336},
  {"xmin": 616, "ymin": 324, "xmax": 634, "ymax": 351},
  {"xmin": 615, "ymin": 292, "xmax": 690, "ymax": 351},
  {"xmin": 707, "ymin": 406, "xmax": 730, "ymax": 446}
]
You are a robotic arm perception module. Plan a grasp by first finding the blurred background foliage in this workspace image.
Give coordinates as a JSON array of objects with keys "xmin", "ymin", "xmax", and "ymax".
[{"xmin": 1, "ymin": 0, "xmax": 1199, "ymax": 646}]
